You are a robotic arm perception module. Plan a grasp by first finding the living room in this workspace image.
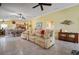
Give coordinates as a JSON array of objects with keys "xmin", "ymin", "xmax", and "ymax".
[{"xmin": 0, "ymin": 3, "xmax": 79, "ymax": 55}]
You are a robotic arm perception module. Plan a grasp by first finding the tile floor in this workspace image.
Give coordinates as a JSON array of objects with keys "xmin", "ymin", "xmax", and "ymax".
[{"xmin": 0, "ymin": 36, "xmax": 79, "ymax": 55}]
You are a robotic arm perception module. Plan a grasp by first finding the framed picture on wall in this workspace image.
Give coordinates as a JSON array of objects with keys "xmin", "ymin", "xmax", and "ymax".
[{"xmin": 36, "ymin": 22, "xmax": 42, "ymax": 29}]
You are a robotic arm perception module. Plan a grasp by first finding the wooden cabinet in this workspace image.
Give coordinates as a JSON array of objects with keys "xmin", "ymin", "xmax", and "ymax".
[
  {"xmin": 0, "ymin": 29, "xmax": 5, "ymax": 35},
  {"xmin": 58, "ymin": 32, "xmax": 79, "ymax": 43}
]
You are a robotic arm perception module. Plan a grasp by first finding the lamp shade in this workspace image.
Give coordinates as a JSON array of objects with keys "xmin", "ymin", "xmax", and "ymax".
[{"xmin": 1, "ymin": 23, "xmax": 7, "ymax": 29}]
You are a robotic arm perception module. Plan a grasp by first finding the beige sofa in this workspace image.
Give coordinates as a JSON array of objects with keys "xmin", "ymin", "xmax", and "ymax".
[{"xmin": 21, "ymin": 29, "xmax": 55, "ymax": 48}]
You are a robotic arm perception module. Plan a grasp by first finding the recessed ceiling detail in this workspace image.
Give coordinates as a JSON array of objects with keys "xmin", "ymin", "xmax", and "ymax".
[{"xmin": 0, "ymin": 3, "xmax": 78, "ymax": 20}]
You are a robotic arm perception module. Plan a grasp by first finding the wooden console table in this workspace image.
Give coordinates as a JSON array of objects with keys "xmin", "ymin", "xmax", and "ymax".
[{"xmin": 58, "ymin": 32, "xmax": 79, "ymax": 43}]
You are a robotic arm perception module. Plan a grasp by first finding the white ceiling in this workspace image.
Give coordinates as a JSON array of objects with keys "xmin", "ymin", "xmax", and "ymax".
[{"xmin": 0, "ymin": 3, "xmax": 78, "ymax": 20}]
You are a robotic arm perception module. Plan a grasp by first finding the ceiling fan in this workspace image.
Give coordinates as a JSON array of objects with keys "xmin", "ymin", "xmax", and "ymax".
[
  {"xmin": 18, "ymin": 13, "xmax": 26, "ymax": 20},
  {"xmin": 11, "ymin": 13, "xmax": 26, "ymax": 20},
  {"xmin": 32, "ymin": 3, "xmax": 52, "ymax": 11}
]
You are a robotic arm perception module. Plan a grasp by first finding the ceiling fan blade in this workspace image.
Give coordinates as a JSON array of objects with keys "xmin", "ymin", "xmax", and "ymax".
[
  {"xmin": 40, "ymin": 5, "xmax": 43, "ymax": 11},
  {"xmin": 42, "ymin": 3, "xmax": 52, "ymax": 6},
  {"xmin": 32, "ymin": 4, "xmax": 39, "ymax": 8}
]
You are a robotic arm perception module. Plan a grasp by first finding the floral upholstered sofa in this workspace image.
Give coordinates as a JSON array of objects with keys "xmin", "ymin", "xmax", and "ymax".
[{"xmin": 21, "ymin": 29, "xmax": 55, "ymax": 48}]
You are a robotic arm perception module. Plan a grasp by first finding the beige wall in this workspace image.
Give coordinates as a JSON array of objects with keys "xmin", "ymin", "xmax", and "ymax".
[
  {"xmin": 0, "ymin": 5, "xmax": 79, "ymax": 33},
  {"xmin": 34, "ymin": 5, "xmax": 79, "ymax": 33},
  {"xmin": 26, "ymin": 5, "xmax": 79, "ymax": 39}
]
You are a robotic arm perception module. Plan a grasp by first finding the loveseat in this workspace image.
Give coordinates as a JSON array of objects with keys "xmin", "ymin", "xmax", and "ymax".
[{"xmin": 21, "ymin": 29, "xmax": 55, "ymax": 48}]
